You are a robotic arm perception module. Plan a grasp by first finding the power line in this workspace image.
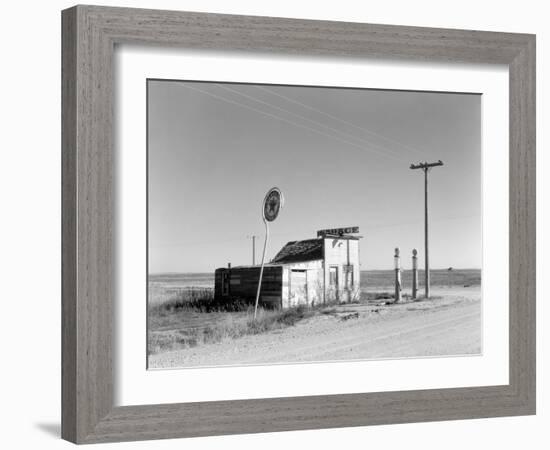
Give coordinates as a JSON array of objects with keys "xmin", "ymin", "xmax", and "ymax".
[
  {"xmin": 216, "ymin": 84, "xmax": 410, "ymax": 163},
  {"xmin": 256, "ymin": 85, "xmax": 430, "ymax": 160},
  {"xmin": 180, "ymin": 84, "xmax": 406, "ymax": 163}
]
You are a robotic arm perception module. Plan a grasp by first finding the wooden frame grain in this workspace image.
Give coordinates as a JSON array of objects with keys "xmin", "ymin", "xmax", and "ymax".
[{"xmin": 61, "ymin": 5, "xmax": 536, "ymax": 444}]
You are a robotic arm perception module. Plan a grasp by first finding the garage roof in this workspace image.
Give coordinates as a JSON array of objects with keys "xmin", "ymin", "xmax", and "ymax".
[{"xmin": 271, "ymin": 239, "xmax": 324, "ymax": 264}]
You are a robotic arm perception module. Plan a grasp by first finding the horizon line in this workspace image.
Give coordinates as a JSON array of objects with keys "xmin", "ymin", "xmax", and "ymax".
[{"xmin": 149, "ymin": 267, "xmax": 482, "ymax": 276}]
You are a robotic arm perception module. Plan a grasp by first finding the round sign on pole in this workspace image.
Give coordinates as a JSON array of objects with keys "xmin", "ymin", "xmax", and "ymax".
[
  {"xmin": 254, "ymin": 187, "xmax": 283, "ymax": 320},
  {"xmin": 262, "ymin": 187, "xmax": 283, "ymax": 222}
]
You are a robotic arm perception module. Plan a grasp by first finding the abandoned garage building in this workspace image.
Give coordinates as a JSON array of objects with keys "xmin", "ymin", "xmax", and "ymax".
[{"xmin": 214, "ymin": 228, "xmax": 361, "ymax": 308}]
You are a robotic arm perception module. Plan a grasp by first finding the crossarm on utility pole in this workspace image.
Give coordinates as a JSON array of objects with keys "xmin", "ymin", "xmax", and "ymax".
[{"xmin": 410, "ymin": 160, "xmax": 444, "ymax": 170}]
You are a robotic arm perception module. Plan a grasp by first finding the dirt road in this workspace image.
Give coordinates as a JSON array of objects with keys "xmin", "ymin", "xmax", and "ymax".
[{"xmin": 149, "ymin": 289, "xmax": 481, "ymax": 369}]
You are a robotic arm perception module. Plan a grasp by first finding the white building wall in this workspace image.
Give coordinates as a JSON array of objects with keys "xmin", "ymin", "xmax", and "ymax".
[
  {"xmin": 323, "ymin": 238, "xmax": 361, "ymax": 302},
  {"xmin": 281, "ymin": 260, "xmax": 323, "ymax": 308}
]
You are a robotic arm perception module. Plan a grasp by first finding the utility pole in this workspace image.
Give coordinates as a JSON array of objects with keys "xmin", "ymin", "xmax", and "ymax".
[
  {"xmin": 247, "ymin": 235, "xmax": 259, "ymax": 265},
  {"xmin": 410, "ymin": 160, "xmax": 444, "ymax": 298}
]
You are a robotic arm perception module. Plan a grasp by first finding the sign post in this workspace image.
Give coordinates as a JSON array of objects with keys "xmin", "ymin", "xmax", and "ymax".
[{"xmin": 254, "ymin": 187, "xmax": 284, "ymax": 320}]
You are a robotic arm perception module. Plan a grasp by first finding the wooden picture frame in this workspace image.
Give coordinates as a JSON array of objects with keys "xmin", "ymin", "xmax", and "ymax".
[{"xmin": 61, "ymin": 5, "xmax": 536, "ymax": 444}]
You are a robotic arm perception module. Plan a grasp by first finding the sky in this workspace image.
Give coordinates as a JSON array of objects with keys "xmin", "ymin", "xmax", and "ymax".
[{"xmin": 148, "ymin": 80, "xmax": 481, "ymax": 273}]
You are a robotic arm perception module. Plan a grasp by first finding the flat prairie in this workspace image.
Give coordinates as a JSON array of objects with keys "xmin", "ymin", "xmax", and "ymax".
[{"xmin": 148, "ymin": 286, "xmax": 481, "ymax": 369}]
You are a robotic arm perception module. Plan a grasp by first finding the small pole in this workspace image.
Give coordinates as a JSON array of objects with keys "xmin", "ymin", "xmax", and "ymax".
[
  {"xmin": 254, "ymin": 219, "xmax": 269, "ymax": 320},
  {"xmin": 252, "ymin": 235, "xmax": 256, "ymax": 265},
  {"xmin": 228, "ymin": 262, "xmax": 232, "ymax": 296},
  {"xmin": 412, "ymin": 249, "xmax": 418, "ymax": 300},
  {"xmin": 394, "ymin": 247, "xmax": 402, "ymax": 303},
  {"xmin": 247, "ymin": 235, "xmax": 258, "ymax": 265}
]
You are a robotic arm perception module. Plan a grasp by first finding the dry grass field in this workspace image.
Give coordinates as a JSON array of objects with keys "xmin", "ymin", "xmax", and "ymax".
[
  {"xmin": 147, "ymin": 270, "xmax": 481, "ymax": 368},
  {"xmin": 149, "ymin": 286, "xmax": 481, "ymax": 368},
  {"xmin": 149, "ymin": 299, "xmax": 315, "ymax": 355}
]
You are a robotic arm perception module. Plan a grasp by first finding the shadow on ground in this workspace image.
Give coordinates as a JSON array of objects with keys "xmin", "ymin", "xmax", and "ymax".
[{"xmin": 35, "ymin": 423, "xmax": 60, "ymax": 438}]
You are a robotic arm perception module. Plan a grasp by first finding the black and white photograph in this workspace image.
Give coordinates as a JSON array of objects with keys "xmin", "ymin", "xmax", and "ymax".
[
  {"xmin": 1, "ymin": 0, "xmax": 543, "ymax": 447},
  {"xmin": 147, "ymin": 80, "xmax": 482, "ymax": 369}
]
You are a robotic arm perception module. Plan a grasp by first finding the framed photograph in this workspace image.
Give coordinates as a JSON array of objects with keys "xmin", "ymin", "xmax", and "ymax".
[{"xmin": 62, "ymin": 5, "xmax": 536, "ymax": 444}]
